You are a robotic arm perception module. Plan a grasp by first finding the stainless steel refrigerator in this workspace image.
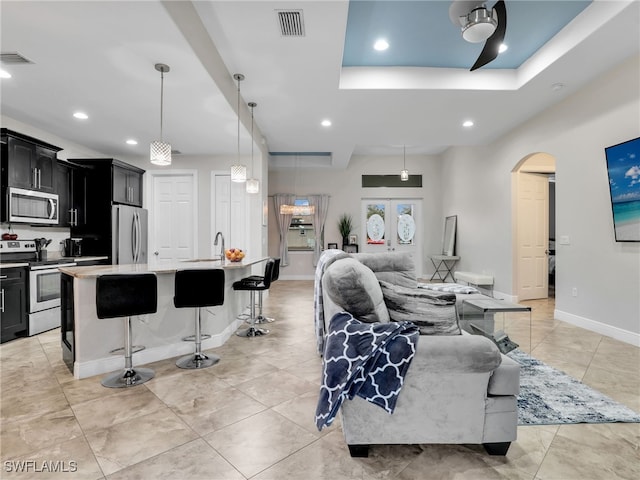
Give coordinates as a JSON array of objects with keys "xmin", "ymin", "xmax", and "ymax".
[{"xmin": 112, "ymin": 205, "xmax": 148, "ymax": 264}]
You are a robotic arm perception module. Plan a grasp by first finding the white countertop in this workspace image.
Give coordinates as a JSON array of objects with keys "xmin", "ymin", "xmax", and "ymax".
[
  {"xmin": 0, "ymin": 262, "xmax": 29, "ymax": 269},
  {"xmin": 59, "ymin": 256, "xmax": 269, "ymax": 278}
]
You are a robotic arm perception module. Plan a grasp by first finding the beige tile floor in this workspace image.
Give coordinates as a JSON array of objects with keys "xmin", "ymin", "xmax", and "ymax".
[{"xmin": 1, "ymin": 280, "xmax": 639, "ymax": 479}]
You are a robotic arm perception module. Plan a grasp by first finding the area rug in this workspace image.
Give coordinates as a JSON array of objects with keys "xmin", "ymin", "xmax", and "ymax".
[{"xmin": 507, "ymin": 349, "xmax": 640, "ymax": 425}]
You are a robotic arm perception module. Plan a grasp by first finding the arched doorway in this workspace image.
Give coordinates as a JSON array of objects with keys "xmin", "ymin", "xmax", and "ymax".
[{"xmin": 512, "ymin": 153, "xmax": 556, "ymax": 301}]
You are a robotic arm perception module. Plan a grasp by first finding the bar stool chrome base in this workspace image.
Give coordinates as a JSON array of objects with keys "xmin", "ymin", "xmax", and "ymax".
[
  {"xmin": 252, "ymin": 314, "xmax": 274, "ymax": 324},
  {"xmin": 176, "ymin": 352, "xmax": 220, "ymax": 369},
  {"xmin": 236, "ymin": 326, "xmax": 269, "ymax": 337},
  {"xmin": 101, "ymin": 367, "xmax": 155, "ymax": 388}
]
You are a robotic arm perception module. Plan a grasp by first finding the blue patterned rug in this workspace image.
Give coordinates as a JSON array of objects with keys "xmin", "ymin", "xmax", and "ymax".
[{"xmin": 507, "ymin": 349, "xmax": 640, "ymax": 425}]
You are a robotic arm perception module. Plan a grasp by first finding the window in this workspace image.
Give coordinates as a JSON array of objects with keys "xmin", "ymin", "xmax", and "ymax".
[{"xmin": 287, "ymin": 199, "xmax": 316, "ymax": 251}]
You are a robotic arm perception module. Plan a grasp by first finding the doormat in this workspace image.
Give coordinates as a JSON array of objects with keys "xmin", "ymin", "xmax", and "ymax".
[{"xmin": 507, "ymin": 349, "xmax": 640, "ymax": 425}]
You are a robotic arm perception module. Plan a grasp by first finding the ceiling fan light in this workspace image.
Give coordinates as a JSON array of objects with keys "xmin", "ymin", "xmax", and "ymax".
[
  {"xmin": 462, "ymin": 8, "xmax": 497, "ymax": 43},
  {"xmin": 150, "ymin": 140, "xmax": 171, "ymax": 166}
]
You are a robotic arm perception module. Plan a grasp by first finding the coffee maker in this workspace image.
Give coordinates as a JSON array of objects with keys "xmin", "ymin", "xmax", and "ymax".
[{"xmin": 63, "ymin": 238, "xmax": 82, "ymax": 257}]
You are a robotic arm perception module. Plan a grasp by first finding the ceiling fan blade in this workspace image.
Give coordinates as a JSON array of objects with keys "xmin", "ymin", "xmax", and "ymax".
[{"xmin": 470, "ymin": 0, "xmax": 507, "ymax": 71}]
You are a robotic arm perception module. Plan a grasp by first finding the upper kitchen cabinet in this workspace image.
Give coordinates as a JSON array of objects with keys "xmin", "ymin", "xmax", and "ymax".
[
  {"xmin": 56, "ymin": 161, "xmax": 87, "ymax": 228},
  {"xmin": 70, "ymin": 158, "xmax": 144, "ymax": 207},
  {"xmin": 1, "ymin": 129, "xmax": 61, "ymax": 194}
]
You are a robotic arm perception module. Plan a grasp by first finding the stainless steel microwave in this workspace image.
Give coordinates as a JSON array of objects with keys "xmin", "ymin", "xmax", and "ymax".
[{"xmin": 8, "ymin": 187, "xmax": 59, "ymax": 225}]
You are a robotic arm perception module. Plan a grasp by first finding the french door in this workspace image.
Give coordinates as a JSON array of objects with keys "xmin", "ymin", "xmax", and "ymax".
[{"xmin": 361, "ymin": 199, "xmax": 423, "ymax": 276}]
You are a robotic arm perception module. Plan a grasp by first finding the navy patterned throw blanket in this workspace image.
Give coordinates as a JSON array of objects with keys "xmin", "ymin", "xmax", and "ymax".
[{"xmin": 315, "ymin": 312, "xmax": 420, "ymax": 431}]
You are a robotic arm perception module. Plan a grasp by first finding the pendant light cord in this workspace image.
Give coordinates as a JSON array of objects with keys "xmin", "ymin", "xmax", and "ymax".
[
  {"xmin": 237, "ymin": 77, "xmax": 241, "ymax": 161},
  {"xmin": 403, "ymin": 145, "xmax": 406, "ymax": 169},
  {"xmin": 159, "ymin": 70, "xmax": 164, "ymax": 141},
  {"xmin": 250, "ymin": 104, "xmax": 254, "ymax": 176}
]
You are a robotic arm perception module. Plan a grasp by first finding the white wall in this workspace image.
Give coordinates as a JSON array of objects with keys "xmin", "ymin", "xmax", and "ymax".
[
  {"xmin": 440, "ymin": 55, "xmax": 640, "ymax": 344},
  {"xmin": 268, "ymin": 154, "xmax": 443, "ymax": 279}
]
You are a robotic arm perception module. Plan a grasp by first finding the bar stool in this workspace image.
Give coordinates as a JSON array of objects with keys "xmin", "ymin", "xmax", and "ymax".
[
  {"xmin": 234, "ymin": 258, "xmax": 275, "ymax": 337},
  {"xmin": 174, "ymin": 269, "xmax": 225, "ymax": 369},
  {"xmin": 247, "ymin": 257, "xmax": 280, "ymax": 324},
  {"xmin": 96, "ymin": 273, "xmax": 157, "ymax": 388}
]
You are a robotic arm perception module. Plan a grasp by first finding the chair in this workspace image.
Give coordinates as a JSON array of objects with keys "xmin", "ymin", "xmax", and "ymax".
[
  {"xmin": 173, "ymin": 269, "xmax": 225, "ymax": 369},
  {"xmin": 248, "ymin": 257, "xmax": 280, "ymax": 324},
  {"xmin": 233, "ymin": 258, "xmax": 275, "ymax": 337},
  {"xmin": 96, "ymin": 273, "xmax": 157, "ymax": 388}
]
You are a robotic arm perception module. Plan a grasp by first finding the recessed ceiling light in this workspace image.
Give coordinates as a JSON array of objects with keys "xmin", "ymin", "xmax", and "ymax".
[
  {"xmin": 0, "ymin": 69, "xmax": 11, "ymax": 79},
  {"xmin": 126, "ymin": 139, "xmax": 138, "ymax": 145},
  {"xmin": 551, "ymin": 83, "xmax": 565, "ymax": 91},
  {"xmin": 73, "ymin": 112, "xmax": 88, "ymax": 120},
  {"xmin": 321, "ymin": 119, "xmax": 332, "ymax": 127},
  {"xmin": 373, "ymin": 39, "xmax": 389, "ymax": 51},
  {"xmin": 462, "ymin": 120, "xmax": 474, "ymax": 128},
  {"xmin": 499, "ymin": 43, "xmax": 508, "ymax": 53}
]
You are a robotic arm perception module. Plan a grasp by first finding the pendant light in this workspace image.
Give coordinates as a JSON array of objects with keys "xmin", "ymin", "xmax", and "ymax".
[
  {"xmin": 231, "ymin": 73, "xmax": 247, "ymax": 182},
  {"xmin": 400, "ymin": 145, "xmax": 409, "ymax": 181},
  {"xmin": 150, "ymin": 63, "xmax": 172, "ymax": 166},
  {"xmin": 246, "ymin": 101, "xmax": 259, "ymax": 194}
]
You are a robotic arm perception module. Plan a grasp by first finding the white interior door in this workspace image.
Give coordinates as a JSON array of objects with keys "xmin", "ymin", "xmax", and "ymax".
[
  {"xmin": 148, "ymin": 171, "xmax": 197, "ymax": 267},
  {"xmin": 361, "ymin": 199, "xmax": 423, "ymax": 276},
  {"xmin": 212, "ymin": 173, "xmax": 247, "ymax": 257},
  {"xmin": 516, "ymin": 172, "xmax": 549, "ymax": 300}
]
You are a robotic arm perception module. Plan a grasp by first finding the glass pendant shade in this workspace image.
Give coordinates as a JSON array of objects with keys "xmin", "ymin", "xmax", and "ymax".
[
  {"xmin": 246, "ymin": 178, "xmax": 259, "ymax": 194},
  {"xmin": 279, "ymin": 204, "xmax": 315, "ymax": 216},
  {"xmin": 400, "ymin": 169, "xmax": 409, "ymax": 181},
  {"xmin": 400, "ymin": 145, "xmax": 408, "ymax": 181},
  {"xmin": 150, "ymin": 140, "xmax": 172, "ymax": 166},
  {"xmin": 231, "ymin": 164, "xmax": 247, "ymax": 182}
]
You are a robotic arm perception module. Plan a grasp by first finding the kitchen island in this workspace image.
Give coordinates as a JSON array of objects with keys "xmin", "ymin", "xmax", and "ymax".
[{"xmin": 59, "ymin": 257, "xmax": 268, "ymax": 379}]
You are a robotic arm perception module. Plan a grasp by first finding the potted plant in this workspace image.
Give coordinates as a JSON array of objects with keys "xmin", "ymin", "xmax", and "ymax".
[{"xmin": 338, "ymin": 213, "xmax": 353, "ymax": 247}]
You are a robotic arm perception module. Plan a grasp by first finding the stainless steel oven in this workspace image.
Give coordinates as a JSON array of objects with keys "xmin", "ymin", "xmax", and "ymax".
[
  {"xmin": 8, "ymin": 187, "xmax": 59, "ymax": 225},
  {"xmin": 29, "ymin": 262, "xmax": 75, "ymax": 335}
]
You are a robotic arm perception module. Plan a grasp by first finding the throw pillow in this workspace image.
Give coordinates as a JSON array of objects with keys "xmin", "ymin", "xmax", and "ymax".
[
  {"xmin": 379, "ymin": 280, "xmax": 461, "ymax": 335},
  {"xmin": 322, "ymin": 258, "xmax": 390, "ymax": 323}
]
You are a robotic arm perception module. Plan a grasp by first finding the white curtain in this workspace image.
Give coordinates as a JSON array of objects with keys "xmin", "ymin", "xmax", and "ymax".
[
  {"xmin": 308, "ymin": 194, "xmax": 330, "ymax": 266},
  {"xmin": 273, "ymin": 194, "xmax": 295, "ymax": 266}
]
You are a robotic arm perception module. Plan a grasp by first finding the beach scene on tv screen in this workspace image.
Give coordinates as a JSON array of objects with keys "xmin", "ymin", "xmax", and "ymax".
[{"xmin": 606, "ymin": 137, "xmax": 640, "ymax": 241}]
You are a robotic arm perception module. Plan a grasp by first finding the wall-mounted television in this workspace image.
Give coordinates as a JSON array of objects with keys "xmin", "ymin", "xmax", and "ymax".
[{"xmin": 604, "ymin": 136, "xmax": 640, "ymax": 242}]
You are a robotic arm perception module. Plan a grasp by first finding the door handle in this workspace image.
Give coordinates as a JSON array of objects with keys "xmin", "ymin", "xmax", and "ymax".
[
  {"xmin": 33, "ymin": 168, "xmax": 37, "ymax": 188},
  {"xmin": 38, "ymin": 168, "xmax": 41, "ymax": 189},
  {"xmin": 154, "ymin": 251, "xmax": 159, "ymax": 256},
  {"xmin": 48, "ymin": 198, "xmax": 56, "ymax": 220},
  {"xmin": 1, "ymin": 288, "xmax": 4, "ymax": 313}
]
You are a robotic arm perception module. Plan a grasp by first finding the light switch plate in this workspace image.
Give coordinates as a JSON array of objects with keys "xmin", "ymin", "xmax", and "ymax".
[{"xmin": 559, "ymin": 235, "xmax": 570, "ymax": 245}]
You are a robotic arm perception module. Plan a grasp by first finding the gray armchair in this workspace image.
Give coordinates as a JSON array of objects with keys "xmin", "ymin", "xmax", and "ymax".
[{"xmin": 318, "ymin": 252, "xmax": 520, "ymax": 457}]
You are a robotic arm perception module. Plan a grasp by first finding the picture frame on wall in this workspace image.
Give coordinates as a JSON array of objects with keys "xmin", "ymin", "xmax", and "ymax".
[
  {"xmin": 327, "ymin": 242, "xmax": 338, "ymax": 249},
  {"xmin": 348, "ymin": 234, "xmax": 358, "ymax": 245}
]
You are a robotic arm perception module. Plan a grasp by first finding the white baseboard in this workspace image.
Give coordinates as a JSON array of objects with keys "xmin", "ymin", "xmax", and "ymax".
[{"xmin": 554, "ymin": 309, "xmax": 640, "ymax": 347}]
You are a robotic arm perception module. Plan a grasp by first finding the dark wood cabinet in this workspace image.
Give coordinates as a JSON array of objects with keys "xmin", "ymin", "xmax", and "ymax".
[
  {"xmin": 70, "ymin": 158, "xmax": 144, "ymax": 207},
  {"xmin": 0, "ymin": 267, "xmax": 28, "ymax": 344},
  {"xmin": 112, "ymin": 164, "xmax": 142, "ymax": 206},
  {"xmin": 56, "ymin": 161, "xmax": 87, "ymax": 228},
  {"xmin": 61, "ymin": 272, "xmax": 74, "ymax": 371},
  {"xmin": 1, "ymin": 129, "xmax": 61, "ymax": 194}
]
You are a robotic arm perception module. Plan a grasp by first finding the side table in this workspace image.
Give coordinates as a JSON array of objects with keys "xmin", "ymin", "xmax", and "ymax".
[
  {"xmin": 461, "ymin": 297, "xmax": 531, "ymax": 355},
  {"xmin": 429, "ymin": 255, "xmax": 460, "ymax": 282}
]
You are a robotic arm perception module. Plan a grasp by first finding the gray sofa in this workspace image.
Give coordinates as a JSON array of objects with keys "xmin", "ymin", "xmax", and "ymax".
[{"xmin": 318, "ymin": 251, "xmax": 520, "ymax": 458}]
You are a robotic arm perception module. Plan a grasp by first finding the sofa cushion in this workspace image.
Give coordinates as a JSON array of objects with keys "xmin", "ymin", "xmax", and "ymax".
[
  {"xmin": 379, "ymin": 281, "xmax": 461, "ymax": 335},
  {"xmin": 351, "ymin": 252, "xmax": 417, "ymax": 288},
  {"xmin": 322, "ymin": 258, "xmax": 390, "ymax": 323}
]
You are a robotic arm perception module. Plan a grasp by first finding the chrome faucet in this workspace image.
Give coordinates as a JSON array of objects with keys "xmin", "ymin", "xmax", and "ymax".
[{"xmin": 214, "ymin": 232, "xmax": 225, "ymax": 260}]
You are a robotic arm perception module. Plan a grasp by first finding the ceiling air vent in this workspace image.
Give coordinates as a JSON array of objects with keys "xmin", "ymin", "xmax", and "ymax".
[
  {"xmin": 277, "ymin": 10, "xmax": 305, "ymax": 37},
  {"xmin": 0, "ymin": 52, "xmax": 33, "ymax": 64}
]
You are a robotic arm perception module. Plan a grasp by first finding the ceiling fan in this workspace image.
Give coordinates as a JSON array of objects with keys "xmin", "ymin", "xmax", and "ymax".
[{"xmin": 449, "ymin": 0, "xmax": 507, "ymax": 71}]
